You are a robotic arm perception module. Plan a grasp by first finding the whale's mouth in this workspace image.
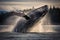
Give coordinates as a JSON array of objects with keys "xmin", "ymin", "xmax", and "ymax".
[{"xmin": 28, "ymin": 6, "xmax": 60, "ymax": 33}]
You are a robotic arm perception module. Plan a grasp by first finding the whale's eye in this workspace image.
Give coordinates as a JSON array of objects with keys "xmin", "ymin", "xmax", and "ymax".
[{"xmin": 23, "ymin": 15, "xmax": 30, "ymax": 20}]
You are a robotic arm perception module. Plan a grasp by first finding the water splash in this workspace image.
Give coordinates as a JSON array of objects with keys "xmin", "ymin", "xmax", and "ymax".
[
  {"xmin": 28, "ymin": 13, "xmax": 56, "ymax": 32},
  {"xmin": 0, "ymin": 15, "xmax": 24, "ymax": 32}
]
